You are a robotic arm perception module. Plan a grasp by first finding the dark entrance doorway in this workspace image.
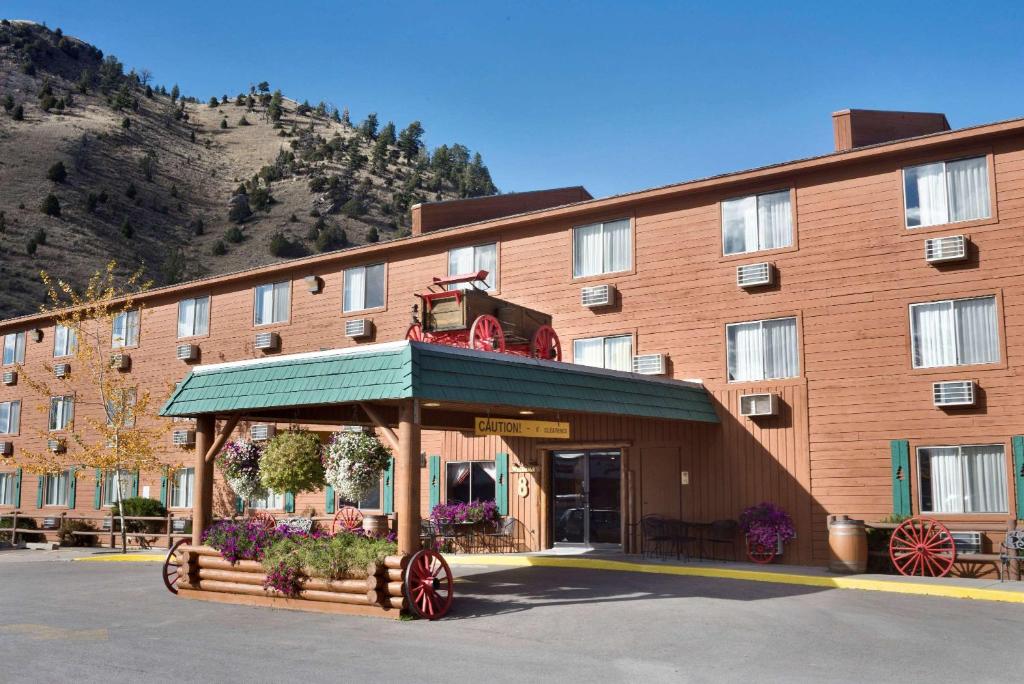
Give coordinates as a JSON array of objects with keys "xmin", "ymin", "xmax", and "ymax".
[{"xmin": 552, "ymin": 450, "xmax": 622, "ymax": 547}]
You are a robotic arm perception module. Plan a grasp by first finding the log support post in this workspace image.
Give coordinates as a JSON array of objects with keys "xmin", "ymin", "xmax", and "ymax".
[
  {"xmin": 193, "ymin": 415, "xmax": 216, "ymax": 545},
  {"xmin": 396, "ymin": 400, "xmax": 421, "ymax": 556}
]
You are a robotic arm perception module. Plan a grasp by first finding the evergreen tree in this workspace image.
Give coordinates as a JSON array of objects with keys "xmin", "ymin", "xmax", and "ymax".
[
  {"xmin": 397, "ymin": 121, "xmax": 425, "ymax": 162},
  {"xmin": 360, "ymin": 112, "xmax": 379, "ymax": 140},
  {"xmin": 41, "ymin": 194, "xmax": 61, "ymax": 217},
  {"xmin": 366, "ymin": 226, "xmax": 379, "ymax": 243},
  {"xmin": 120, "ymin": 218, "xmax": 134, "ymax": 238},
  {"xmin": 170, "ymin": 83, "xmax": 180, "ymax": 102},
  {"xmin": 2, "ymin": 94, "xmax": 14, "ymax": 112},
  {"xmin": 47, "ymin": 161, "xmax": 67, "ymax": 183},
  {"xmin": 211, "ymin": 240, "xmax": 227, "ymax": 256},
  {"xmin": 379, "ymin": 121, "xmax": 396, "ymax": 146},
  {"xmin": 341, "ymin": 107, "xmax": 350, "ymax": 127},
  {"xmin": 12, "ymin": 104, "xmax": 24, "ymax": 121},
  {"xmin": 208, "ymin": 96, "xmax": 219, "ymax": 108},
  {"xmin": 257, "ymin": 81, "xmax": 270, "ymax": 94},
  {"xmin": 267, "ymin": 89, "xmax": 283, "ymax": 122}
]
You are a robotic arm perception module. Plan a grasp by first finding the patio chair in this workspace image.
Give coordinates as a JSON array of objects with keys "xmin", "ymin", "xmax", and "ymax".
[
  {"xmin": 703, "ymin": 519, "xmax": 739, "ymax": 561},
  {"xmin": 641, "ymin": 515, "xmax": 673, "ymax": 559},
  {"xmin": 999, "ymin": 529, "xmax": 1024, "ymax": 581},
  {"xmin": 419, "ymin": 519, "xmax": 438, "ymax": 551},
  {"xmin": 481, "ymin": 516, "xmax": 517, "ymax": 553},
  {"xmin": 666, "ymin": 519, "xmax": 698, "ymax": 561}
]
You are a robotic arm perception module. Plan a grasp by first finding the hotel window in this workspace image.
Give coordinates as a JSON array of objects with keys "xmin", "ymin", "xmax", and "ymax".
[
  {"xmin": 170, "ymin": 468, "xmax": 194, "ymax": 508},
  {"xmin": 573, "ymin": 334, "xmax": 633, "ymax": 372},
  {"xmin": 2, "ymin": 331, "xmax": 26, "ymax": 365},
  {"xmin": 48, "ymin": 396, "xmax": 74, "ymax": 431},
  {"xmin": 573, "ymin": 219, "xmax": 631, "ymax": 278},
  {"xmin": 53, "ymin": 324, "xmax": 76, "ymax": 358},
  {"xmin": 339, "ymin": 479, "xmax": 382, "ymax": 511},
  {"xmin": 722, "ymin": 190, "xmax": 793, "ymax": 256},
  {"xmin": 904, "ymin": 156, "xmax": 990, "ymax": 228},
  {"xmin": 102, "ymin": 469, "xmax": 131, "ymax": 507},
  {"xmin": 111, "ymin": 310, "xmax": 141, "ymax": 348},
  {"xmin": 105, "ymin": 389, "xmax": 137, "ymax": 429},
  {"xmin": 918, "ymin": 444, "xmax": 1007, "ymax": 514},
  {"xmin": 253, "ymin": 281, "xmax": 290, "ymax": 326},
  {"xmin": 727, "ymin": 316, "xmax": 799, "ymax": 382},
  {"xmin": 446, "ymin": 461, "xmax": 496, "ymax": 504},
  {"xmin": 43, "ymin": 471, "xmax": 70, "ymax": 507},
  {"xmin": 177, "ymin": 296, "xmax": 210, "ymax": 338},
  {"xmin": 0, "ymin": 401, "xmax": 21, "ymax": 435},
  {"xmin": 343, "ymin": 264, "xmax": 386, "ymax": 312},
  {"xmin": 448, "ymin": 243, "xmax": 497, "ymax": 290},
  {"xmin": 0, "ymin": 472, "xmax": 16, "ymax": 506},
  {"xmin": 910, "ymin": 296, "xmax": 999, "ymax": 368},
  {"xmin": 249, "ymin": 490, "xmax": 285, "ymax": 510}
]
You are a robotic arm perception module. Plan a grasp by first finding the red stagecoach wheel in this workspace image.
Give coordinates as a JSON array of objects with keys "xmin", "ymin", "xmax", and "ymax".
[
  {"xmin": 162, "ymin": 538, "xmax": 188, "ymax": 594},
  {"xmin": 248, "ymin": 510, "xmax": 278, "ymax": 531},
  {"xmin": 405, "ymin": 323, "xmax": 424, "ymax": 342},
  {"xmin": 404, "ymin": 549, "xmax": 454, "ymax": 620},
  {"xmin": 889, "ymin": 516, "xmax": 956, "ymax": 577},
  {"xmin": 530, "ymin": 325, "xmax": 562, "ymax": 362},
  {"xmin": 746, "ymin": 538, "xmax": 778, "ymax": 564},
  {"xmin": 469, "ymin": 314, "xmax": 506, "ymax": 353},
  {"xmin": 331, "ymin": 506, "xmax": 364, "ymax": 534}
]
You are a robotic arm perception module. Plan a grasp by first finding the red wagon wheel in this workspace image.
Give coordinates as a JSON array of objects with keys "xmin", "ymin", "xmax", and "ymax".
[
  {"xmin": 404, "ymin": 549, "xmax": 454, "ymax": 620},
  {"xmin": 248, "ymin": 510, "xmax": 278, "ymax": 531},
  {"xmin": 469, "ymin": 314, "xmax": 505, "ymax": 353},
  {"xmin": 746, "ymin": 535, "xmax": 778, "ymax": 564},
  {"xmin": 530, "ymin": 325, "xmax": 562, "ymax": 361},
  {"xmin": 162, "ymin": 538, "xmax": 188, "ymax": 594},
  {"xmin": 331, "ymin": 506, "xmax": 364, "ymax": 534},
  {"xmin": 889, "ymin": 516, "xmax": 956, "ymax": 577},
  {"xmin": 405, "ymin": 323, "xmax": 424, "ymax": 342}
]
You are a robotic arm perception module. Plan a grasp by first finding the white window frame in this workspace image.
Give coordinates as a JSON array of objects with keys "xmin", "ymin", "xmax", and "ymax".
[
  {"xmin": 726, "ymin": 316, "xmax": 800, "ymax": 382},
  {"xmin": 249, "ymin": 490, "xmax": 285, "ymax": 511},
  {"xmin": 445, "ymin": 461, "xmax": 497, "ymax": 505},
  {"xmin": 102, "ymin": 469, "xmax": 132, "ymax": 507},
  {"xmin": 53, "ymin": 324, "xmax": 76, "ymax": 358},
  {"xmin": 572, "ymin": 218, "xmax": 632, "ymax": 278},
  {"xmin": 903, "ymin": 156, "xmax": 991, "ymax": 229},
  {"xmin": 342, "ymin": 263, "xmax": 386, "ymax": 313},
  {"xmin": 170, "ymin": 467, "xmax": 194, "ymax": 509},
  {"xmin": 572, "ymin": 334, "xmax": 634, "ymax": 372},
  {"xmin": 177, "ymin": 296, "xmax": 210, "ymax": 339},
  {"xmin": 338, "ymin": 478, "xmax": 382, "ymax": 512},
  {"xmin": 447, "ymin": 243, "xmax": 498, "ymax": 291},
  {"xmin": 253, "ymin": 282, "xmax": 291, "ymax": 326},
  {"xmin": 111, "ymin": 309, "xmax": 141, "ymax": 349},
  {"xmin": 916, "ymin": 444, "xmax": 1008, "ymax": 514},
  {"xmin": 909, "ymin": 295, "xmax": 1000, "ymax": 369},
  {"xmin": 49, "ymin": 396, "xmax": 74, "ymax": 432},
  {"xmin": 43, "ymin": 471, "xmax": 70, "ymax": 507},
  {"xmin": 721, "ymin": 189, "xmax": 794, "ymax": 256},
  {"xmin": 2, "ymin": 331, "xmax": 26, "ymax": 366},
  {"xmin": 0, "ymin": 400, "xmax": 21, "ymax": 435},
  {"xmin": 0, "ymin": 472, "xmax": 16, "ymax": 506}
]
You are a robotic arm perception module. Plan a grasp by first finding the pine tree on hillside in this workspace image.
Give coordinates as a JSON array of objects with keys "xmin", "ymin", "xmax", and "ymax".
[
  {"xmin": 360, "ymin": 113, "xmax": 378, "ymax": 140},
  {"xmin": 397, "ymin": 121, "xmax": 425, "ymax": 162},
  {"xmin": 170, "ymin": 83, "xmax": 180, "ymax": 102},
  {"xmin": 379, "ymin": 121, "xmax": 396, "ymax": 146}
]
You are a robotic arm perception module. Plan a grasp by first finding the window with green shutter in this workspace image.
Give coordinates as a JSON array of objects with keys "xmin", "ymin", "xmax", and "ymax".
[
  {"xmin": 325, "ymin": 485, "xmax": 336, "ymax": 514},
  {"xmin": 428, "ymin": 455, "xmax": 441, "ymax": 511},
  {"xmin": 495, "ymin": 452, "xmax": 509, "ymax": 516},
  {"xmin": 382, "ymin": 457, "xmax": 395, "ymax": 515},
  {"xmin": 1012, "ymin": 436, "xmax": 1024, "ymax": 519},
  {"xmin": 890, "ymin": 440, "xmax": 911, "ymax": 517}
]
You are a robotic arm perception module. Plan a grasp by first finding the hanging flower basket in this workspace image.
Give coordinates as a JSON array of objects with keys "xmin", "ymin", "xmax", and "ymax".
[
  {"xmin": 259, "ymin": 430, "xmax": 326, "ymax": 494},
  {"xmin": 739, "ymin": 502, "xmax": 796, "ymax": 564},
  {"xmin": 216, "ymin": 439, "xmax": 266, "ymax": 500},
  {"xmin": 322, "ymin": 430, "xmax": 393, "ymax": 502}
]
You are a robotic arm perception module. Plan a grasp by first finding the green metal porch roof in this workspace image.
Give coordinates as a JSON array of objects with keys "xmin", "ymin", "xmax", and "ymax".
[{"xmin": 160, "ymin": 341, "xmax": 719, "ymax": 424}]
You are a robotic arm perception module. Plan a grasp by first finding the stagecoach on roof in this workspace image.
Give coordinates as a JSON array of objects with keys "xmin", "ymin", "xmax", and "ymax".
[{"xmin": 405, "ymin": 270, "xmax": 562, "ymax": 361}]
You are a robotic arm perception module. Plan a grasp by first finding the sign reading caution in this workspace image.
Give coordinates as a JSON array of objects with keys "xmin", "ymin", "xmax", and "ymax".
[{"xmin": 474, "ymin": 417, "xmax": 570, "ymax": 440}]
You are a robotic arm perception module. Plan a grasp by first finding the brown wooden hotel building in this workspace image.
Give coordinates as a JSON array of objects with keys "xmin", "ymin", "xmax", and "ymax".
[{"xmin": 2, "ymin": 108, "xmax": 1024, "ymax": 565}]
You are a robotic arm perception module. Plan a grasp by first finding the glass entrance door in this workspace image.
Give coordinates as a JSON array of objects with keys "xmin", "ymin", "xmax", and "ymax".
[{"xmin": 552, "ymin": 450, "xmax": 621, "ymax": 547}]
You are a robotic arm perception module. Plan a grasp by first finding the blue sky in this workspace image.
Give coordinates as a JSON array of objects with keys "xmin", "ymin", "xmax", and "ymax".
[{"xmin": 5, "ymin": 1, "xmax": 1023, "ymax": 198}]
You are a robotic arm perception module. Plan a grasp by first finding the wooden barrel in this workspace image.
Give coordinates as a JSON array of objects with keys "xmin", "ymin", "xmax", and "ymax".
[
  {"xmin": 827, "ymin": 515, "xmax": 868, "ymax": 573},
  {"xmin": 362, "ymin": 514, "xmax": 390, "ymax": 537}
]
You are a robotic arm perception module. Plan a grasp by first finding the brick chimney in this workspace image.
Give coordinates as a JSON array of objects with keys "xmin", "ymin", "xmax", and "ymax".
[{"xmin": 832, "ymin": 109, "xmax": 951, "ymax": 152}]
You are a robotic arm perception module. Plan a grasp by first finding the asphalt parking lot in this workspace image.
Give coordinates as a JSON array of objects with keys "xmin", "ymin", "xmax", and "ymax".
[{"xmin": 0, "ymin": 553, "xmax": 1019, "ymax": 683}]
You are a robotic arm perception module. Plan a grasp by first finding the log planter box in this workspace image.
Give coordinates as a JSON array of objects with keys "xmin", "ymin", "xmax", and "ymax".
[{"xmin": 174, "ymin": 545, "xmax": 410, "ymax": 619}]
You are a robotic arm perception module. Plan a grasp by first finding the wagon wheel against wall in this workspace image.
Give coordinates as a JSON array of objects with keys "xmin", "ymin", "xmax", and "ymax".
[
  {"xmin": 406, "ymin": 323, "xmax": 425, "ymax": 342},
  {"xmin": 404, "ymin": 549, "xmax": 454, "ymax": 619},
  {"xmin": 530, "ymin": 325, "xmax": 562, "ymax": 361},
  {"xmin": 331, "ymin": 506, "xmax": 364, "ymax": 534},
  {"xmin": 469, "ymin": 314, "xmax": 506, "ymax": 353},
  {"xmin": 162, "ymin": 538, "xmax": 188, "ymax": 594},
  {"xmin": 888, "ymin": 516, "xmax": 956, "ymax": 577},
  {"xmin": 745, "ymin": 535, "xmax": 778, "ymax": 564},
  {"xmin": 248, "ymin": 510, "xmax": 278, "ymax": 531}
]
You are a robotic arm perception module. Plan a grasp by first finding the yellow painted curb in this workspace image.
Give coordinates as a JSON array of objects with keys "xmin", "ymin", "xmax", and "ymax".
[
  {"xmin": 445, "ymin": 554, "xmax": 1024, "ymax": 604},
  {"xmin": 73, "ymin": 554, "xmax": 164, "ymax": 563}
]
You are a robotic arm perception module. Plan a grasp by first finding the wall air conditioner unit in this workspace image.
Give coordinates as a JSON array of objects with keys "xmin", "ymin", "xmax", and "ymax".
[
  {"xmin": 53, "ymin": 363, "xmax": 70, "ymax": 379},
  {"xmin": 110, "ymin": 352, "xmax": 131, "ymax": 372},
  {"xmin": 171, "ymin": 429, "xmax": 196, "ymax": 447},
  {"xmin": 345, "ymin": 319, "xmax": 373, "ymax": 339},
  {"xmin": 2, "ymin": 370, "xmax": 16, "ymax": 386},
  {"xmin": 739, "ymin": 393, "xmax": 779, "ymax": 417},
  {"xmin": 581, "ymin": 284, "xmax": 615, "ymax": 308},
  {"xmin": 250, "ymin": 424, "xmax": 275, "ymax": 441},
  {"xmin": 932, "ymin": 380, "xmax": 976, "ymax": 407},
  {"xmin": 176, "ymin": 344, "xmax": 199, "ymax": 362},
  {"xmin": 47, "ymin": 438, "xmax": 66, "ymax": 453},
  {"xmin": 736, "ymin": 262, "xmax": 774, "ymax": 288},
  {"xmin": 924, "ymin": 235, "xmax": 967, "ymax": 264},
  {"xmin": 632, "ymin": 353, "xmax": 666, "ymax": 375},
  {"xmin": 254, "ymin": 332, "xmax": 280, "ymax": 351},
  {"xmin": 0, "ymin": 442, "xmax": 12, "ymax": 457},
  {"xmin": 950, "ymin": 531, "xmax": 983, "ymax": 554},
  {"xmin": 304, "ymin": 275, "xmax": 323, "ymax": 294}
]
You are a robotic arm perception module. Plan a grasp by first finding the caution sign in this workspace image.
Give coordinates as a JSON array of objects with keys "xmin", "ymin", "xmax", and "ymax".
[{"xmin": 474, "ymin": 417, "xmax": 570, "ymax": 439}]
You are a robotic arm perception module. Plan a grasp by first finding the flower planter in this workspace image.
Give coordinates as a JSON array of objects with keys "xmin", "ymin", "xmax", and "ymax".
[
  {"xmin": 172, "ymin": 544, "xmax": 409, "ymax": 618},
  {"xmin": 745, "ymin": 533, "xmax": 783, "ymax": 564}
]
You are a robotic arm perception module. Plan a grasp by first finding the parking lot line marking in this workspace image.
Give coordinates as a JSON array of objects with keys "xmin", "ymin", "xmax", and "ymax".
[
  {"xmin": 445, "ymin": 555, "xmax": 1024, "ymax": 604},
  {"xmin": 73, "ymin": 554, "xmax": 165, "ymax": 562}
]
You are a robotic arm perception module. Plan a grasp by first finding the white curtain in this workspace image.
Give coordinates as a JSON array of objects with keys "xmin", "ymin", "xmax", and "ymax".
[
  {"xmin": 758, "ymin": 191, "xmax": 793, "ymax": 250},
  {"xmin": 573, "ymin": 338, "xmax": 604, "ymax": 368},
  {"xmin": 177, "ymin": 299, "xmax": 193, "ymax": 338},
  {"xmin": 954, "ymin": 297, "xmax": 999, "ymax": 365},
  {"xmin": 722, "ymin": 196, "xmax": 757, "ymax": 255},
  {"xmin": 475, "ymin": 244, "xmax": 497, "ymax": 289},
  {"xmin": 603, "ymin": 219, "xmax": 631, "ymax": 273},
  {"xmin": 763, "ymin": 317, "xmax": 799, "ymax": 379},
  {"xmin": 46, "ymin": 472, "xmax": 69, "ymax": 507},
  {"xmin": 447, "ymin": 246, "xmax": 474, "ymax": 287},
  {"xmin": 911, "ymin": 302, "xmax": 956, "ymax": 367},
  {"xmin": 272, "ymin": 282, "xmax": 290, "ymax": 322},
  {"xmin": 53, "ymin": 325, "xmax": 69, "ymax": 356},
  {"xmin": 727, "ymin": 322, "xmax": 764, "ymax": 381},
  {"xmin": 0, "ymin": 473, "xmax": 12, "ymax": 506},
  {"xmin": 172, "ymin": 468, "xmax": 194, "ymax": 508},
  {"xmin": 344, "ymin": 267, "xmax": 366, "ymax": 312},
  {"xmin": 905, "ymin": 162, "xmax": 948, "ymax": 228},
  {"xmin": 364, "ymin": 264, "xmax": 386, "ymax": 309},
  {"xmin": 573, "ymin": 223, "xmax": 603, "ymax": 277},
  {"xmin": 946, "ymin": 157, "xmax": 990, "ymax": 223},
  {"xmin": 962, "ymin": 445, "xmax": 1007, "ymax": 513},
  {"xmin": 193, "ymin": 297, "xmax": 210, "ymax": 336},
  {"xmin": 604, "ymin": 335, "xmax": 633, "ymax": 371},
  {"xmin": 922, "ymin": 447, "xmax": 963, "ymax": 513},
  {"xmin": 0, "ymin": 402, "xmax": 9, "ymax": 434},
  {"xmin": 254, "ymin": 285, "xmax": 274, "ymax": 325}
]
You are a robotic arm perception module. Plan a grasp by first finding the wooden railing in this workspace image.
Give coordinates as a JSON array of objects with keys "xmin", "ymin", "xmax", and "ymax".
[{"xmin": 0, "ymin": 511, "xmax": 195, "ymax": 549}]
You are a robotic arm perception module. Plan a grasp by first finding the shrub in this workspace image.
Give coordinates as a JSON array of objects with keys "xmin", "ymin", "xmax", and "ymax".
[
  {"xmin": 249, "ymin": 186, "xmax": 271, "ymax": 212},
  {"xmin": 33, "ymin": 228, "xmax": 46, "ymax": 245},
  {"xmin": 110, "ymin": 496, "xmax": 167, "ymax": 533},
  {"xmin": 237, "ymin": 115, "xmax": 250, "ymax": 126},
  {"xmin": 366, "ymin": 226, "xmax": 379, "ymax": 243},
  {"xmin": 211, "ymin": 240, "xmax": 227, "ymax": 256},
  {"xmin": 58, "ymin": 519, "xmax": 98, "ymax": 547},
  {"xmin": 314, "ymin": 225, "xmax": 347, "ymax": 252},
  {"xmin": 224, "ymin": 226, "xmax": 244, "ymax": 243},
  {"xmin": 220, "ymin": 118, "xmax": 227, "ymax": 129},
  {"xmin": 192, "ymin": 217, "xmax": 205, "ymax": 235},
  {"xmin": 202, "ymin": 519, "xmax": 279, "ymax": 564},
  {"xmin": 262, "ymin": 532, "xmax": 397, "ymax": 596},
  {"xmin": 1, "ymin": 516, "xmax": 44, "ymax": 543},
  {"xmin": 125, "ymin": 182, "xmax": 137, "ymax": 199},
  {"xmin": 26, "ymin": 240, "xmax": 37, "ymax": 255},
  {"xmin": 259, "ymin": 430, "xmax": 325, "ymax": 494},
  {"xmin": 46, "ymin": 161, "xmax": 67, "ymax": 183},
  {"xmin": 85, "ymin": 192, "xmax": 99, "ymax": 213},
  {"xmin": 2, "ymin": 94, "xmax": 13, "ymax": 112},
  {"xmin": 208, "ymin": 96, "xmax": 219, "ymax": 108},
  {"xmin": 120, "ymin": 218, "xmax": 134, "ymax": 238},
  {"xmin": 40, "ymin": 193, "xmax": 61, "ymax": 217},
  {"xmin": 12, "ymin": 104, "xmax": 24, "ymax": 120}
]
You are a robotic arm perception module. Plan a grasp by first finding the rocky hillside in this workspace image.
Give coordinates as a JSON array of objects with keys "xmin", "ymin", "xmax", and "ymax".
[{"xmin": 0, "ymin": 20, "xmax": 498, "ymax": 318}]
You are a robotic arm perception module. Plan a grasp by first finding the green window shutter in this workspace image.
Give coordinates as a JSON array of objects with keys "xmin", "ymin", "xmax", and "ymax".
[
  {"xmin": 159, "ymin": 469, "xmax": 169, "ymax": 507},
  {"xmin": 382, "ymin": 456, "xmax": 395, "ymax": 515},
  {"xmin": 68, "ymin": 467, "xmax": 77, "ymax": 509},
  {"xmin": 495, "ymin": 452, "xmax": 510, "ymax": 516},
  {"xmin": 1012, "ymin": 436, "xmax": 1024, "ymax": 519},
  {"xmin": 235, "ymin": 496, "xmax": 244, "ymax": 515},
  {"xmin": 284, "ymin": 491, "xmax": 295, "ymax": 513},
  {"xmin": 890, "ymin": 439, "xmax": 911, "ymax": 517},
  {"xmin": 36, "ymin": 475, "xmax": 44, "ymax": 509},
  {"xmin": 428, "ymin": 455, "xmax": 441, "ymax": 512},
  {"xmin": 130, "ymin": 471, "xmax": 140, "ymax": 498},
  {"xmin": 13, "ymin": 468, "xmax": 22, "ymax": 508},
  {"xmin": 94, "ymin": 469, "xmax": 103, "ymax": 510},
  {"xmin": 325, "ymin": 485, "xmax": 335, "ymax": 514}
]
